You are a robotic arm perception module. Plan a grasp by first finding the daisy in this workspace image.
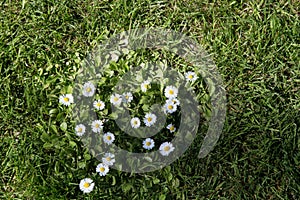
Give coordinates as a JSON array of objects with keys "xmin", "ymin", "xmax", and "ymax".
[
  {"xmin": 170, "ymin": 98, "xmax": 180, "ymax": 106},
  {"xmin": 143, "ymin": 113, "xmax": 157, "ymax": 127},
  {"xmin": 166, "ymin": 124, "xmax": 176, "ymax": 133},
  {"xmin": 164, "ymin": 85, "xmax": 178, "ymax": 99},
  {"xmin": 130, "ymin": 117, "xmax": 141, "ymax": 129},
  {"xmin": 185, "ymin": 71, "xmax": 198, "ymax": 82},
  {"xmin": 159, "ymin": 142, "xmax": 175, "ymax": 156},
  {"xmin": 122, "ymin": 92, "xmax": 133, "ymax": 103},
  {"xmin": 79, "ymin": 178, "xmax": 95, "ymax": 193},
  {"xmin": 141, "ymin": 80, "xmax": 151, "ymax": 92},
  {"xmin": 103, "ymin": 132, "xmax": 115, "ymax": 145},
  {"xmin": 96, "ymin": 163, "xmax": 109, "ymax": 176},
  {"xmin": 164, "ymin": 100, "xmax": 177, "ymax": 114},
  {"xmin": 59, "ymin": 94, "xmax": 74, "ymax": 106},
  {"xmin": 93, "ymin": 99, "xmax": 105, "ymax": 110},
  {"xmin": 75, "ymin": 124, "xmax": 86, "ymax": 136},
  {"xmin": 142, "ymin": 138, "xmax": 155, "ymax": 150},
  {"xmin": 110, "ymin": 93, "xmax": 122, "ymax": 106},
  {"xmin": 91, "ymin": 120, "xmax": 103, "ymax": 133},
  {"xmin": 102, "ymin": 153, "xmax": 115, "ymax": 166},
  {"xmin": 82, "ymin": 82, "xmax": 96, "ymax": 97}
]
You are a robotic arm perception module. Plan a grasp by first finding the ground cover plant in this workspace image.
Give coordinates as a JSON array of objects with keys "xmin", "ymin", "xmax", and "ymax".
[{"xmin": 0, "ymin": 0, "xmax": 299, "ymax": 199}]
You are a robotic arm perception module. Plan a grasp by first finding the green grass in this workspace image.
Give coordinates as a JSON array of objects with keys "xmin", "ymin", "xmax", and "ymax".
[{"xmin": 1, "ymin": 0, "xmax": 299, "ymax": 199}]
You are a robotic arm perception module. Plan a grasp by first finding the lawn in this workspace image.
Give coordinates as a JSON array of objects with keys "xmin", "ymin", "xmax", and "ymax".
[{"xmin": 0, "ymin": 0, "xmax": 299, "ymax": 199}]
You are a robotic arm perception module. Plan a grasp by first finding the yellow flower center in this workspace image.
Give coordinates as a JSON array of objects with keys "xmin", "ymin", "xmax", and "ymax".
[
  {"xmin": 86, "ymin": 87, "xmax": 91, "ymax": 92},
  {"xmin": 146, "ymin": 141, "xmax": 151, "ymax": 146},
  {"xmin": 106, "ymin": 157, "xmax": 111, "ymax": 161},
  {"xmin": 125, "ymin": 95, "xmax": 129, "ymax": 99},
  {"xmin": 170, "ymin": 126, "xmax": 174, "ymax": 131},
  {"xmin": 164, "ymin": 146, "xmax": 170, "ymax": 151},
  {"xmin": 169, "ymin": 90, "xmax": 174, "ymax": 95},
  {"xmin": 114, "ymin": 97, "xmax": 119, "ymax": 102},
  {"xmin": 63, "ymin": 97, "xmax": 69, "ymax": 102},
  {"xmin": 95, "ymin": 124, "xmax": 100, "ymax": 128},
  {"xmin": 78, "ymin": 127, "xmax": 82, "ymax": 132},
  {"xmin": 168, "ymin": 105, "xmax": 173, "ymax": 110},
  {"xmin": 99, "ymin": 167, "xmax": 105, "ymax": 172},
  {"xmin": 83, "ymin": 182, "xmax": 90, "ymax": 188},
  {"xmin": 97, "ymin": 102, "xmax": 101, "ymax": 107},
  {"xmin": 133, "ymin": 121, "xmax": 138, "ymax": 125},
  {"xmin": 147, "ymin": 117, "xmax": 152, "ymax": 122},
  {"xmin": 106, "ymin": 136, "xmax": 111, "ymax": 140},
  {"xmin": 188, "ymin": 74, "xmax": 193, "ymax": 79}
]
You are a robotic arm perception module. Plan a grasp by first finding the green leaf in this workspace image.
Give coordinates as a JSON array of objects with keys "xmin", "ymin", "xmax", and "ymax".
[
  {"xmin": 69, "ymin": 140, "xmax": 76, "ymax": 148},
  {"xmin": 40, "ymin": 132, "xmax": 50, "ymax": 142},
  {"xmin": 121, "ymin": 183, "xmax": 133, "ymax": 193},
  {"xmin": 60, "ymin": 122, "xmax": 68, "ymax": 132},
  {"xmin": 43, "ymin": 142, "xmax": 53, "ymax": 149},
  {"xmin": 153, "ymin": 178, "xmax": 160, "ymax": 184},
  {"xmin": 83, "ymin": 153, "xmax": 91, "ymax": 160},
  {"xmin": 159, "ymin": 194, "xmax": 166, "ymax": 200},
  {"xmin": 50, "ymin": 124, "xmax": 58, "ymax": 134}
]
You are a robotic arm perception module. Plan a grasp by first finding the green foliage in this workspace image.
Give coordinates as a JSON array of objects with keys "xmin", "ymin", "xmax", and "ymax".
[{"xmin": 0, "ymin": 0, "xmax": 299, "ymax": 199}]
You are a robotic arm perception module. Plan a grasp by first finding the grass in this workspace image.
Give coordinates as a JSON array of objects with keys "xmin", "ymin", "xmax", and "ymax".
[{"xmin": 1, "ymin": 0, "xmax": 299, "ymax": 199}]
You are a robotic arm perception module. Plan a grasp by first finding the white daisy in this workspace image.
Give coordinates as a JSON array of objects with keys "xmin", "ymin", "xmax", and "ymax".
[
  {"xmin": 142, "ymin": 138, "xmax": 155, "ymax": 150},
  {"xmin": 170, "ymin": 98, "xmax": 180, "ymax": 106},
  {"xmin": 103, "ymin": 132, "xmax": 115, "ymax": 145},
  {"xmin": 102, "ymin": 153, "xmax": 115, "ymax": 166},
  {"xmin": 130, "ymin": 117, "xmax": 141, "ymax": 129},
  {"xmin": 143, "ymin": 113, "xmax": 157, "ymax": 127},
  {"xmin": 159, "ymin": 142, "xmax": 175, "ymax": 156},
  {"xmin": 164, "ymin": 100, "xmax": 177, "ymax": 114},
  {"xmin": 79, "ymin": 178, "xmax": 95, "ymax": 193},
  {"xmin": 93, "ymin": 100, "xmax": 105, "ymax": 110},
  {"xmin": 82, "ymin": 82, "xmax": 96, "ymax": 97},
  {"xmin": 91, "ymin": 120, "xmax": 103, "ymax": 133},
  {"xmin": 166, "ymin": 124, "xmax": 176, "ymax": 133},
  {"xmin": 96, "ymin": 163, "xmax": 109, "ymax": 176},
  {"xmin": 185, "ymin": 71, "xmax": 198, "ymax": 82},
  {"xmin": 110, "ymin": 93, "xmax": 122, "ymax": 106},
  {"xmin": 75, "ymin": 124, "xmax": 86, "ymax": 136},
  {"xmin": 59, "ymin": 94, "xmax": 74, "ymax": 106},
  {"xmin": 141, "ymin": 80, "xmax": 151, "ymax": 92},
  {"xmin": 164, "ymin": 85, "xmax": 178, "ymax": 99},
  {"xmin": 122, "ymin": 92, "xmax": 133, "ymax": 103}
]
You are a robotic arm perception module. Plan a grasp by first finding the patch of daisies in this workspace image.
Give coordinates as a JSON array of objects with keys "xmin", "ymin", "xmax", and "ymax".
[{"xmin": 59, "ymin": 71, "xmax": 197, "ymax": 194}]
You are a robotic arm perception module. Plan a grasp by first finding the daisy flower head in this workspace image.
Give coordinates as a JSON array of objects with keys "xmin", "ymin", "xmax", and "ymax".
[
  {"xmin": 93, "ymin": 100, "xmax": 105, "ymax": 110},
  {"xmin": 164, "ymin": 100, "xmax": 177, "ymax": 114},
  {"xmin": 110, "ymin": 93, "xmax": 122, "ymax": 106},
  {"xmin": 143, "ymin": 113, "xmax": 157, "ymax": 127},
  {"xmin": 170, "ymin": 98, "xmax": 180, "ymax": 106},
  {"xmin": 122, "ymin": 92, "xmax": 133, "ymax": 103},
  {"xmin": 166, "ymin": 124, "xmax": 176, "ymax": 133},
  {"xmin": 164, "ymin": 85, "xmax": 178, "ymax": 99},
  {"xmin": 79, "ymin": 178, "xmax": 95, "ymax": 193},
  {"xmin": 82, "ymin": 82, "xmax": 96, "ymax": 97},
  {"xmin": 142, "ymin": 138, "xmax": 155, "ymax": 150},
  {"xmin": 141, "ymin": 80, "xmax": 151, "ymax": 92},
  {"xmin": 96, "ymin": 163, "xmax": 109, "ymax": 176},
  {"xmin": 185, "ymin": 71, "xmax": 198, "ymax": 82},
  {"xmin": 159, "ymin": 142, "xmax": 175, "ymax": 156},
  {"xmin": 91, "ymin": 120, "xmax": 103, "ymax": 133},
  {"xmin": 130, "ymin": 117, "xmax": 141, "ymax": 129},
  {"xmin": 75, "ymin": 124, "xmax": 86, "ymax": 136},
  {"xmin": 59, "ymin": 94, "xmax": 74, "ymax": 106},
  {"xmin": 103, "ymin": 132, "xmax": 115, "ymax": 145},
  {"xmin": 102, "ymin": 153, "xmax": 115, "ymax": 166}
]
